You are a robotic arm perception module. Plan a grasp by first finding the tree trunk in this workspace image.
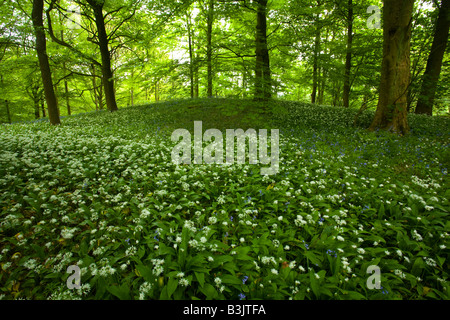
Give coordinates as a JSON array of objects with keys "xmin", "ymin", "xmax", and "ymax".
[
  {"xmin": 343, "ymin": 0, "xmax": 353, "ymax": 108},
  {"xmin": 369, "ymin": 0, "xmax": 415, "ymax": 135},
  {"xmin": 5, "ymin": 100, "xmax": 11, "ymax": 124},
  {"xmin": 60, "ymin": 30, "xmax": 71, "ymax": 116},
  {"xmin": 64, "ymin": 76, "xmax": 70, "ymax": 115},
  {"xmin": 155, "ymin": 80, "xmax": 159, "ymax": 102},
  {"xmin": 311, "ymin": 15, "xmax": 321, "ymax": 104},
  {"xmin": 254, "ymin": 0, "xmax": 272, "ymax": 101},
  {"xmin": 187, "ymin": 13, "xmax": 195, "ymax": 98},
  {"xmin": 88, "ymin": 0, "xmax": 118, "ymax": 112},
  {"xmin": 41, "ymin": 97, "xmax": 46, "ymax": 118},
  {"xmin": 206, "ymin": 0, "xmax": 214, "ymax": 98},
  {"xmin": 34, "ymin": 94, "xmax": 40, "ymax": 119},
  {"xmin": 415, "ymin": 0, "xmax": 450, "ymax": 116},
  {"xmin": 32, "ymin": 0, "xmax": 60, "ymax": 125},
  {"xmin": 318, "ymin": 67, "xmax": 325, "ymax": 105}
]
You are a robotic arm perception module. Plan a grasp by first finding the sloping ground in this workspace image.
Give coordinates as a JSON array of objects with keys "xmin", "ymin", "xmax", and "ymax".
[{"xmin": 0, "ymin": 98, "xmax": 448, "ymax": 300}]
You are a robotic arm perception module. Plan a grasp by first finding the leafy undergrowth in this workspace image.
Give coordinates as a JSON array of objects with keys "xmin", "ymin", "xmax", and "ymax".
[{"xmin": 0, "ymin": 98, "xmax": 448, "ymax": 300}]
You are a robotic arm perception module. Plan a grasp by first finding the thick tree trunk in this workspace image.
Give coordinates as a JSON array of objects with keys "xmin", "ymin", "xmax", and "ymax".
[
  {"xmin": 206, "ymin": 0, "xmax": 214, "ymax": 98},
  {"xmin": 343, "ymin": 0, "xmax": 353, "ymax": 108},
  {"xmin": 369, "ymin": 0, "xmax": 415, "ymax": 135},
  {"xmin": 254, "ymin": 0, "xmax": 272, "ymax": 101},
  {"xmin": 32, "ymin": 0, "xmax": 60, "ymax": 125},
  {"xmin": 415, "ymin": 0, "xmax": 450, "ymax": 116},
  {"xmin": 88, "ymin": 0, "xmax": 118, "ymax": 112}
]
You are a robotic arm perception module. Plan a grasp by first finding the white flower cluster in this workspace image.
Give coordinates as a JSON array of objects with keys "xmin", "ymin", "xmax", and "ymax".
[
  {"xmin": 60, "ymin": 227, "xmax": 78, "ymax": 239},
  {"xmin": 412, "ymin": 229, "xmax": 423, "ymax": 241},
  {"xmin": 139, "ymin": 282, "xmax": 153, "ymax": 300},
  {"xmin": 260, "ymin": 256, "xmax": 277, "ymax": 265},
  {"xmin": 184, "ymin": 220, "xmax": 197, "ymax": 233},
  {"xmin": 151, "ymin": 258, "xmax": 164, "ymax": 276},
  {"xmin": 294, "ymin": 215, "xmax": 307, "ymax": 227},
  {"xmin": 214, "ymin": 277, "xmax": 225, "ymax": 293}
]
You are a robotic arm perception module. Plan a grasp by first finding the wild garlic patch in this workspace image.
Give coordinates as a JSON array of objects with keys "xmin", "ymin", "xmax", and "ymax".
[{"xmin": 0, "ymin": 99, "xmax": 448, "ymax": 300}]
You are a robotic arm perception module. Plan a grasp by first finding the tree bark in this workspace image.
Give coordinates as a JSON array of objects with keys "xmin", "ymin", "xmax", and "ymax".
[
  {"xmin": 187, "ymin": 13, "xmax": 195, "ymax": 98},
  {"xmin": 206, "ymin": 0, "xmax": 214, "ymax": 98},
  {"xmin": 369, "ymin": 0, "xmax": 415, "ymax": 135},
  {"xmin": 254, "ymin": 0, "xmax": 272, "ymax": 101},
  {"xmin": 32, "ymin": 0, "xmax": 60, "ymax": 125},
  {"xmin": 311, "ymin": 12, "xmax": 321, "ymax": 104},
  {"xmin": 415, "ymin": 0, "xmax": 450, "ymax": 116},
  {"xmin": 60, "ymin": 30, "xmax": 71, "ymax": 116},
  {"xmin": 88, "ymin": 0, "xmax": 118, "ymax": 112},
  {"xmin": 343, "ymin": 0, "xmax": 353, "ymax": 108},
  {"xmin": 41, "ymin": 97, "xmax": 46, "ymax": 118},
  {"xmin": 5, "ymin": 100, "xmax": 11, "ymax": 124}
]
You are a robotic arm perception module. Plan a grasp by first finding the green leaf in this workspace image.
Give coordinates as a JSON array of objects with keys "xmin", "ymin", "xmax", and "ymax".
[
  {"xmin": 346, "ymin": 291, "xmax": 366, "ymax": 300},
  {"xmin": 194, "ymin": 272, "xmax": 205, "ymax": 288},
  {"xmin": 199, "ymin": 283, "xmax": 218, "ymax": 300},
  {"xmin": 221, "ymin": 274, "xmax": 242, "ymax": 285},
  {"xmin": 378, "ymin": 203, "xmax": 385, "ymax": 220},
  {"xmin": 107, "ymin": 283, "xmax": 131, "ymax": 300},
  {"xmin": 309, "ymin": 271, "xmax": 320, "ymax": 299},
  {"xmin": 167, "ymin": 277, "xmax": 178, "ymax": 299},
  {"xmin": 136, "ymin": 264, "xmax": 153, "ymax": 282}
]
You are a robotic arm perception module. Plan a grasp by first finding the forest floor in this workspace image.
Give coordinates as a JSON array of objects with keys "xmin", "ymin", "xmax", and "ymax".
[{"xmin": 0, "ymin": 98, "xmax": 449, "ymax": 300}]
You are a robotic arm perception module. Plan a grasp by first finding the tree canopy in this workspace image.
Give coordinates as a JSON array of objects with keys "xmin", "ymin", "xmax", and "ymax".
[{"xmin": 0, "ymin": 0, "xmax": 448, "ymax": 125}]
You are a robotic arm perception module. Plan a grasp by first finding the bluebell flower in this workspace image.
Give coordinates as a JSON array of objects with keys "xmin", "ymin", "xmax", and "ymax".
[
  {"xmin": 238, "ymin": 293, "xmax": 246, "ymax": 300},
  {"xmin": 242, "ymin": 276, "xmax": 248, "ymax": 284}
]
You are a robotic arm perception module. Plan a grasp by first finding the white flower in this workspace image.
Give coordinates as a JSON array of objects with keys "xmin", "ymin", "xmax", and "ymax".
[
  {"xmin": 179, "ymin": 278, "xmax": 189, "ymax": 286},
  {"xmin": 357, "ymin": 248, "xmax": 365, "ymax": 255},
  {"xmin": 412, "ymin": 230, "xmax": 423, "ymax": 241},
  {"xmin": 140, "ymin": 209, "xmax": 151, "ymax": 219},
  {"xmin": 177, "ymin": 272, "xmax": 185, "ymax": 278},
  {"xmin": 271, "ymin": 268, "xmax": 278, "ymax": 275},
  {"xmin": 208, "ymin": 216, "xmax": 217, "ymax": 224},
  {"xmin": 337, "ymin": 236, "xmax": 345, "ymax": 242},
  {"xmin": 214, "ymin": 277, "xmax": 222, "ymax": 286},
  {"xmin": 314, "ymin": 273, "xmax": 320, "ymax": 279}
]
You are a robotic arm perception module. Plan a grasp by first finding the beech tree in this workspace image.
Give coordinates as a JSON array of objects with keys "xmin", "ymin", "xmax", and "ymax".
[
  {"xmin": 31, "ymin": 0, "xmax": 60, "ymax": 125},
  {"xmin": 369, "ymin": 0, "xmax": 415, "ymax": 135},
  {"xmin": 415, "ymin": 0, "xmax": 450, "ymax": 116},
  {"xmin": 254, "ymin": 0, "xmax": 272, "ymax": 101}
]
